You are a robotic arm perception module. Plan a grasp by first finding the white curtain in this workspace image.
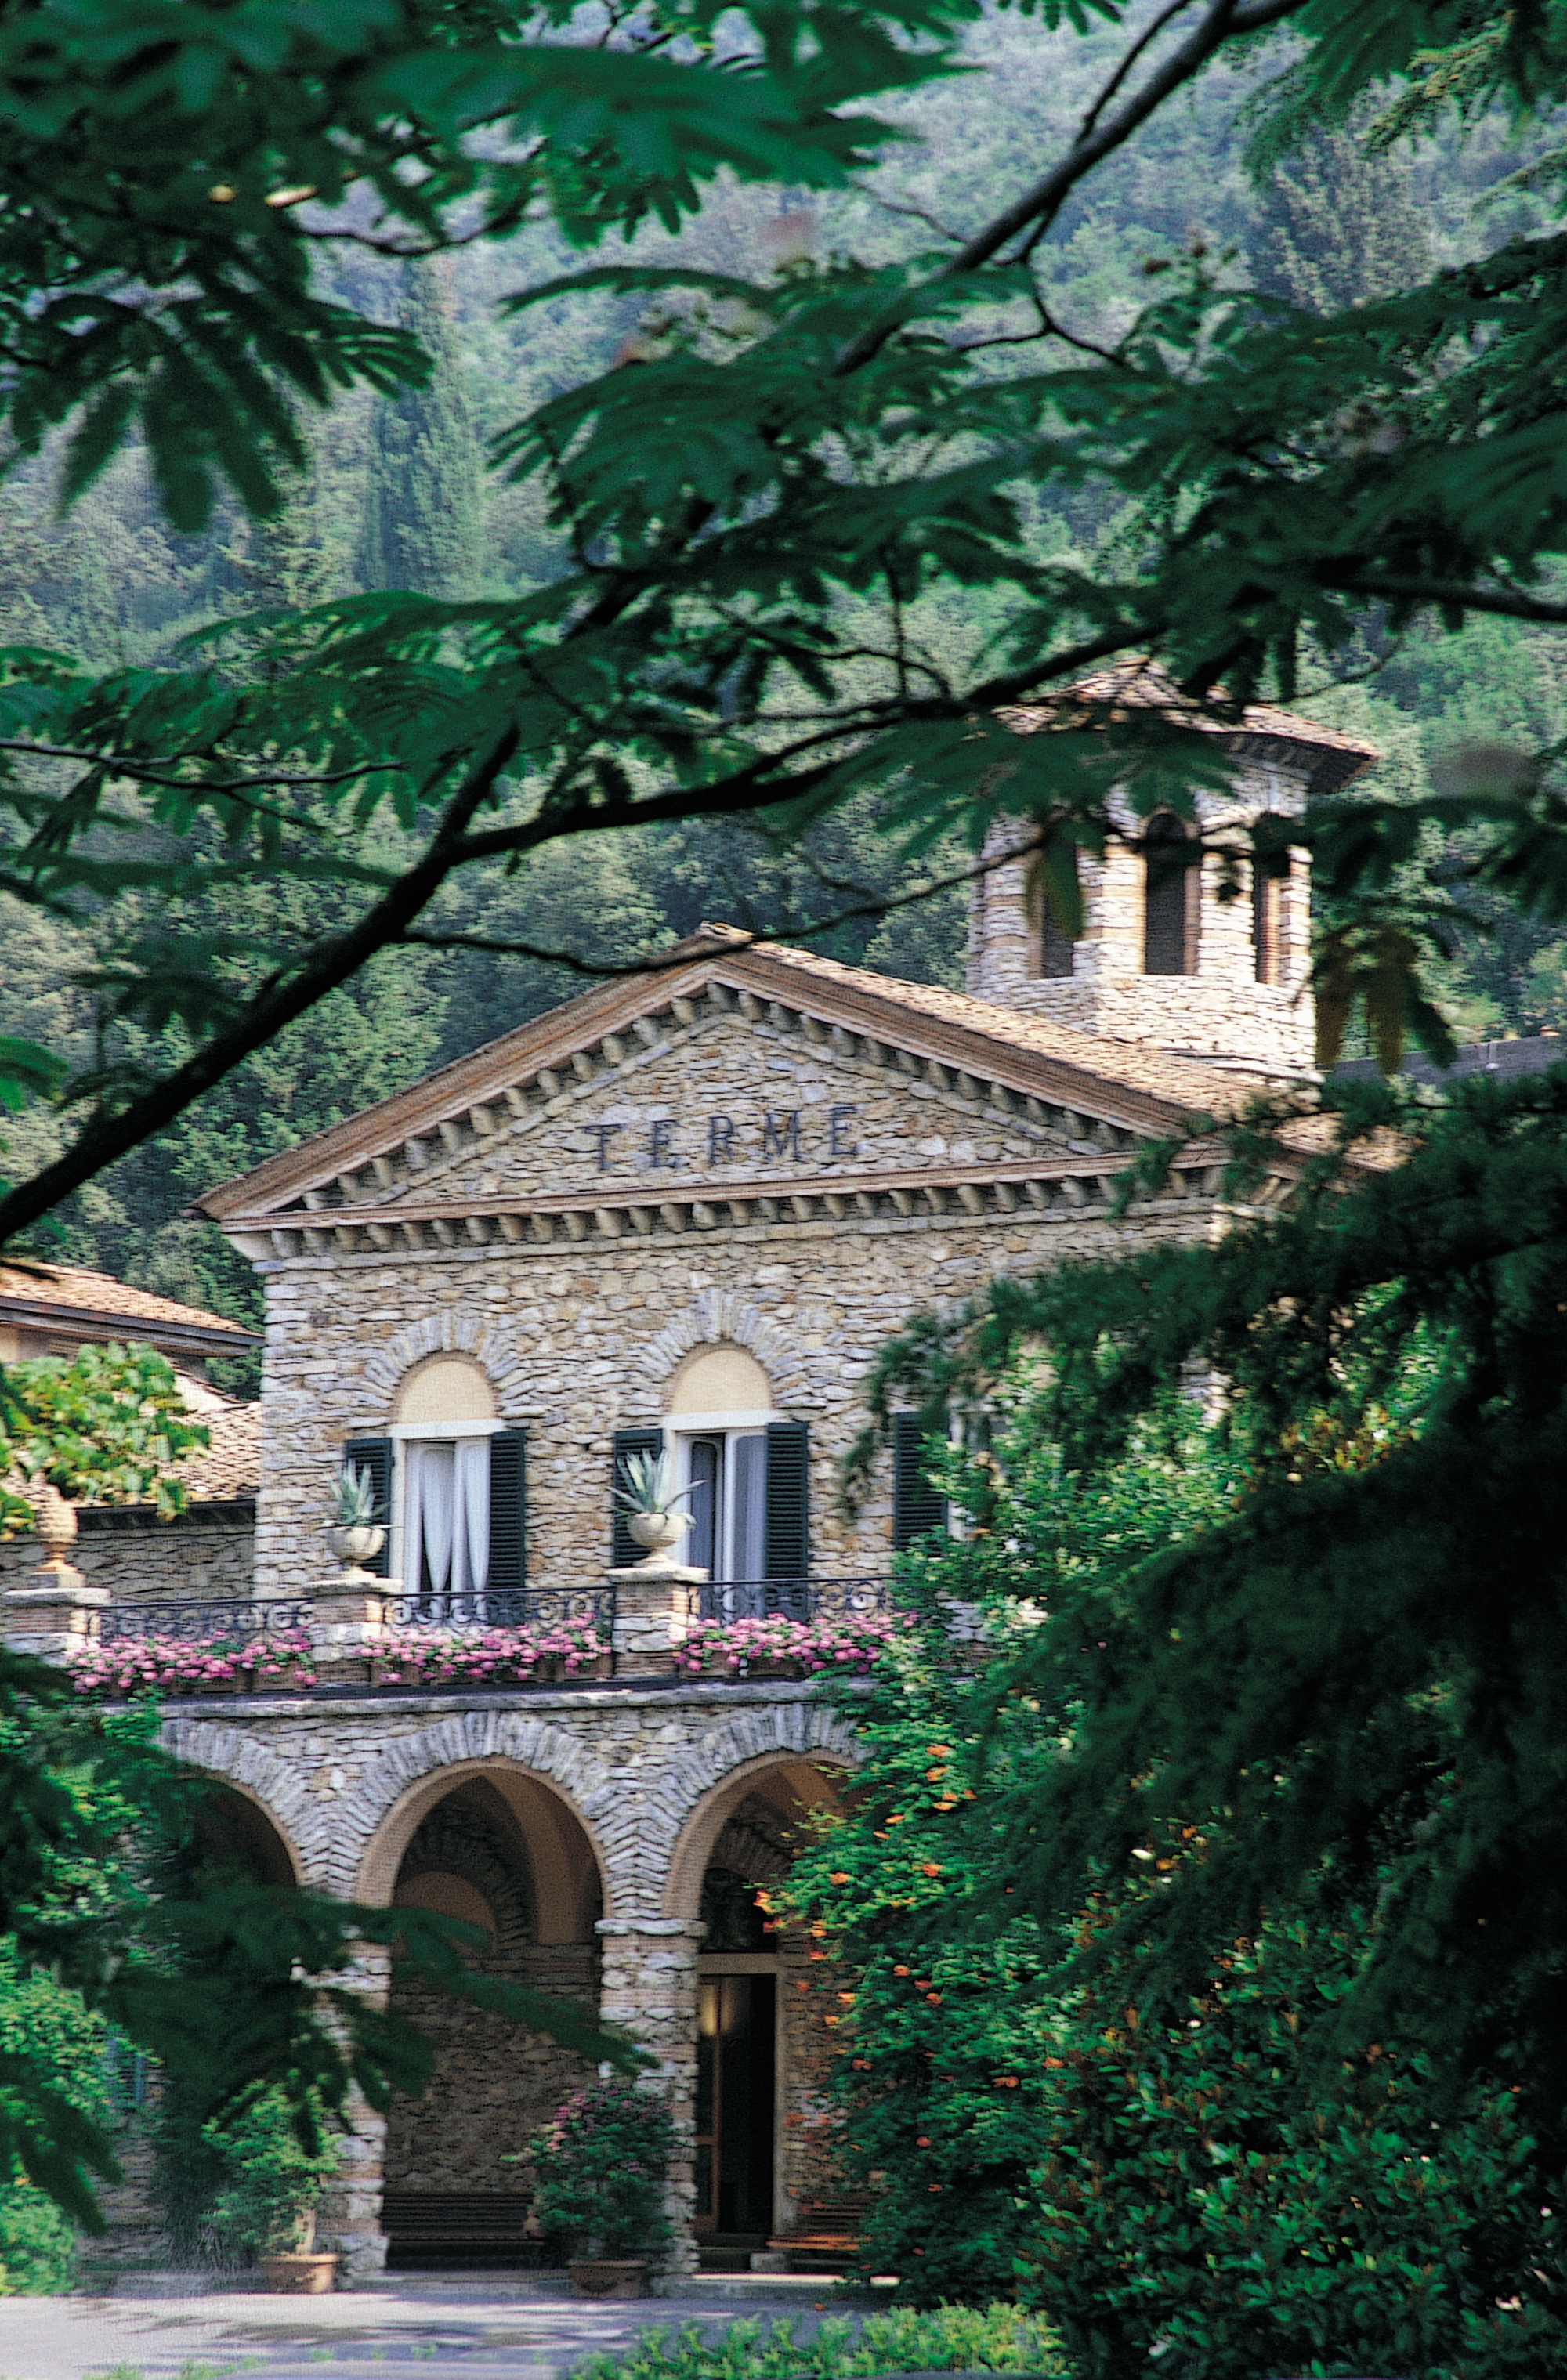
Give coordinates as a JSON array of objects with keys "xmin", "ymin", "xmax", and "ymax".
[
  {"xmin": 454, "ymin": 1437, "xmax": 490, "ymax": 1603},
  {"xmin": 406, "ymin": 1438, "xmax": 490, "ymax": 1606}
]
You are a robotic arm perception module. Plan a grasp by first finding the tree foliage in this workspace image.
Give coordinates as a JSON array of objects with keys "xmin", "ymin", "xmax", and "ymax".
[
  {"xmin": 0, "ymin": 1341, "xmax": 211, "ymax": 1529},
  {"xmin": 9, "ymin": 2, "xmax": 1567, "ymax": 1242},
  {"xmin": 854, "ymin": 1065, "xmax": 1567, "ymax": 2158},
  {"xmin": 0, "ymin": 1651, "xmax": 639, "ymax": 2230},
  {"xmin": 787, "ymin": 1377, "xmax": 1567, "ymax": 2367}
]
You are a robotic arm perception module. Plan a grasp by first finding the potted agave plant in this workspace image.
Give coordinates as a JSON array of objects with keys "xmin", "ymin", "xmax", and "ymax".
[
  {"xmin": 614, "ymin": 1449, "xmax": 693, "ymax": 1564},
  {"xmin": 328, "ymin": 1463, "xmax": 385, "ymax": 1577}
]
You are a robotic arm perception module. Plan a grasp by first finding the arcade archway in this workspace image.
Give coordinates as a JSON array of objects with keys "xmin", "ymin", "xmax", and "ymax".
[{"xmin": 367, "ymin": 1766, "xmax": 605, "ymax": 2268}]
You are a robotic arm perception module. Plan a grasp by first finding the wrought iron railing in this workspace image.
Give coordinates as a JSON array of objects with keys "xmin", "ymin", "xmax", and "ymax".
[
  {"xmin": 100, "ymin": 1597, "xmax": 312, "ymax": 1644},
  {"xmin": 375, "ymin": 1586, "xmax": 616, "ymax": 1637},
  {"xmin": 697, "ymin": 1576, "xmax": 895, "ymax": 1623}
]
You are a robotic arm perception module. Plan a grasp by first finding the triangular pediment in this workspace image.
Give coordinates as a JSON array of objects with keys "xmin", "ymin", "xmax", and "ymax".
[
  {"xmin": 198, "ymin": 928, "xmax": 1248, "ymax": 1231},
  {"xmin": 367, "ymin": 1005, "xmax": 1081, "ymax": 1211}
]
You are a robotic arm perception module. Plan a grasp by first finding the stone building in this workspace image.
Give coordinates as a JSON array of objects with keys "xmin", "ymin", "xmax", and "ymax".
[
  {"xmin": 34, "ymin": 680, "xmax": 1376, "ymax": 2282},
  {"xmin": 0, "ymin": 1261, "xmax": 260, "ymax": 1601}
]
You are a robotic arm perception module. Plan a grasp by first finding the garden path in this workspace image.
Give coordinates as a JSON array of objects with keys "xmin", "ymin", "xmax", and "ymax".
[{"xmin": 0, "ymin": 2274, "xmax": 863, "ymax": 2380}]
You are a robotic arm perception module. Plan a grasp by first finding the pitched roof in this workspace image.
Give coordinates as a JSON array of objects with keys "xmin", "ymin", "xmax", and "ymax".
[
  {"xmin": 171, "ymin": 1398, "xmax": 261, "ymax": 1502},
  {"xmin": 0, "ymin": 1260, "xmax": 257, "ymax": 1352},
  {"xmin": 194, "ymin": 926, "xmax": 1264, "ymax": 1222},
  {"xmin": 1004, "ymin": 661, "xmax": 1380, "ymax": 797}
]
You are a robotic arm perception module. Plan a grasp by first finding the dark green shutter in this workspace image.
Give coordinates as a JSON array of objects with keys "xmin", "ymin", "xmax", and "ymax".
[
  {"xmin": 612, "ymin": 1427, "xmax": 664, "ymax": 1570},
  {"xmin": 487, "ymin": 1429, "xmax": 528, "ymax": 1590},
  {"xmin": 892, "ymin": 1412, "xmax": 947, "ymax": 1551},
  {"xmin": 342, "ymin": 1437, "xmax": 394, "ymax": 1577},
  {"xmin": 764, "ymin": 1420, "xmax": 809, "ymax": 1580}
]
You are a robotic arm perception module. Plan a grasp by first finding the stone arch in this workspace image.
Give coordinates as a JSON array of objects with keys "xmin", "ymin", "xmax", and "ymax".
[
  {"xmin": 344, "ymin": 1712, "xmax": 616, "ymax": 1926},
  {"xmin": 661, "ymin": 1705, "xmax": 863, "ymax": 1921},
  {"xmin": 360, "ymin": 1309, "xmax": 534, "ymax": 1425},
  {"xmin": 638, "ymin": 1289, "xmax": 812, "ymax": 1412},
  {"xmin": 160, "ymin": 1716, "xmax": 310, "ymax": 1885},
  {"xmin": 393, "ymin": 1794, "xmax": 534, "ymax": 1959}
]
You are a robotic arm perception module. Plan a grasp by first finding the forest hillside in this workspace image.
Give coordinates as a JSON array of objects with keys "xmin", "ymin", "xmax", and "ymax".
[{"xmin": 4, "ymin": 5, "xmax": 1558, "ymax": 1378}]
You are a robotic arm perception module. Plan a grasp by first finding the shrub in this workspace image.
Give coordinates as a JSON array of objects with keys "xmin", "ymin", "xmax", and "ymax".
[
  {"xmin": 568, "ymin": 2304, "xmax": 1067, "ymax": 2380},
  {"xmin": 204, "ymin": 2087, "xmax": 342, "ymax": 2262},
  {"xmin": 1022, "ymin": 1900, "xmax": 1567, "ymax": 2380},
  {"xmin": 0, "ymin": 2183, "xmax": 77, "ymax": 2293},
  {"xmin": 524, "ymin": 2079, "xmax": 675, "ymax": 2260}
]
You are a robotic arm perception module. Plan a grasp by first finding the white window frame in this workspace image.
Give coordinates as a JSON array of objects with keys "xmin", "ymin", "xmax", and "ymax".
[
  {"xmin": 665, "ymin": 1410, "xmax": 780, "ymax": 1584},
  {"xmin": 388, "ymin": 1418, "xmax": 505, "ymax": 1591}
]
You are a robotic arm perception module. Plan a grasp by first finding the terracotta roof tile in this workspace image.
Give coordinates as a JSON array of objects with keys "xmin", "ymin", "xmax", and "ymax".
[
  {"xmin": 1001, "ymin": 660, "xmax": 1379, "ymax": 788},
  {"xmin": 171, "ymin": 1398, "xmax": 261, "ymax": 1502},
  {"xmin": 697, "ymin": 925, "xmax": 1256, "ymax": 1114},
  {"xmin": 0, "ymin": 1261, "xmax": 252, "ymax": 1339}
]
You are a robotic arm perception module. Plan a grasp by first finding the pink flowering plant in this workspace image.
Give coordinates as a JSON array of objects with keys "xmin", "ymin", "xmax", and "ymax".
[
  {"xmin": 520, "ymin": 2078, "xmax": 675, "ymax": 2260},
  {"xmin": 66, "ymin": 1620, "xmax": 611, "ymax": 1698},
  {"xmin": 371, "ymin": 1621, "xmax": 610, "ymax": 1687},
  {"xmin": 673, "ymin": 1609, "xmax": 908, "ymax": 1678},
  {"xmin": 65, "ymin": 1628, "xmax": 318, "ymax": 1697}
]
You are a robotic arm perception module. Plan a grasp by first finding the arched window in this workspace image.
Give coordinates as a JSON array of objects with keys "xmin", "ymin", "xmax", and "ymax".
[
  {"xmin": 367, "ymin": 1355, "xmax": 527, "ymax": 1611},
  {"xmin": 1030, "ymin": 852, "xmax": 1077, "ymax": 979},
  {"xmin": 1253, "ymin": 848, "xmax": 1290, "ymax": 984},
  {"xmin": 613, "ymin": 1343, "xmax": 809, "ymax": 1605},
  {"xmin": 1143, "ymin": 813, "xmax": 1201, "ymax": 976}
]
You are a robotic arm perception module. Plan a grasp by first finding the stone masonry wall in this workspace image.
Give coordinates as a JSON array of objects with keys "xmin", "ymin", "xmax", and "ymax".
[
  {"xmin": 248, "ymin": 1197, "xmax": 1216, "ymax": 1598},
  {"xmin": 385, "ymin": 1944, "xmax": 599, "ymax": 2196},
  {"xmin": 160, "ymin": 1687, "xmax": 867, "ymax": 2279},
  {"xmin": 0, "ymin": 1507, "xmax": 255, "ymax": 1602},
  {"xmin": 376, "ymin": 1011, "xmax": 1082, "ymax": 1214},
  {"xmin": 967, "ymin": 765, "xmax": 1315, "ymax": 1076}
]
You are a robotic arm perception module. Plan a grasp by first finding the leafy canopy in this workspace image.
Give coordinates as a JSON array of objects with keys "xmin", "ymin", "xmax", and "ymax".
[
  {"xmin": 12, "ymin": 2, "xmax": 1567, "ymax": 1242},
  {"xmin": 858, "ymin": 1065, "xmax": 1567, "ymax": 2149},
  {"xmin": 0, "ymin": 1341, "xmax": 211, "ymax": 1529}
]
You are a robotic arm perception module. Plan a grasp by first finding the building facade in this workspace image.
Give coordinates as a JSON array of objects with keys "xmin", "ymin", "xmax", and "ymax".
[{"xmin": 65, "ymin": 688, "xmax": 1375, "ymax": 2281}]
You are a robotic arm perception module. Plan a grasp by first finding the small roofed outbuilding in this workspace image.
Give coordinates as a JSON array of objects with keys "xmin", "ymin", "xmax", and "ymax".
[{"xmin": 0, "ymin": 1263, "xmax": 260, "ymax": 1604}]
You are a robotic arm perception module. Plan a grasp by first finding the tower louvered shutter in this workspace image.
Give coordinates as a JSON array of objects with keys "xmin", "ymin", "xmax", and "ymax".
[
  {"xmin": 487, "ymin": 1430, "xmax": 528, "ymax": 1591},
  {"xmin": 342, "ymin": 1437, "xmax": 394, "ymax": 1577},
  {"xmin": 764, "ymin": 1421, "xmax": 809, "ymax": 1581},
  {"xmin": 892, "ymin": 1411, "xmax": 947, "ymax": 1552},
  {"xmin": 611, "ymin": 1427, "xmax": 664, "ymax": 1570}
]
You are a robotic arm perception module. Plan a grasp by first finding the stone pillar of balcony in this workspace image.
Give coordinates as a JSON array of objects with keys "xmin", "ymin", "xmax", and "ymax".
[
  {"xmin": 2, "ymin": 1485, "xmax": 107, "ymax": 1661},
  {"xmin": 306, "ymin": 1522, "xmax": 397, "ymax": 1669},
  {"xmin": 596, "ymin": 1916, "xmax": 705, "ymax": 2284},
  {"xmin": 606, "ymin": 1561, "xmax": 704, "ymax": 1675}
]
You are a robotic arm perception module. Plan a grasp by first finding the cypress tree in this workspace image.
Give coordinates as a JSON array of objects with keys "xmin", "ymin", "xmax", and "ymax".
[
  {"xmin": 1252, "ymin": 114, "xmax": 1432, "ymax": 312},
  {"xmin": 358, "ymin": 257, "xmax": 482, "ymax": 597}
]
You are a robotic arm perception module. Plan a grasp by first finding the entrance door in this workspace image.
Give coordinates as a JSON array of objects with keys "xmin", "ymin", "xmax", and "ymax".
[{"xmin": 694, "ymin": 1973, "xmax": 776, "ymax": 2237}]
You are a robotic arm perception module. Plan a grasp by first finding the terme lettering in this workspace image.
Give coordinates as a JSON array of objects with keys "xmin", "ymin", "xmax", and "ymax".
[{"xmin": 581, "ymin": 1107, "xmax": 863, "ymax": 1173}]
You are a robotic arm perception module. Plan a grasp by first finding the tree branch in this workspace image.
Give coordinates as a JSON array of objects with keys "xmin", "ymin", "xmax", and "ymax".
[
  {"xmin": 834, "ymin": 0, "xmax": 1305, "ymax": 373},
  {"xmin": 0, "ymin": 728, "xmax": 520, "ymax": 1247}
]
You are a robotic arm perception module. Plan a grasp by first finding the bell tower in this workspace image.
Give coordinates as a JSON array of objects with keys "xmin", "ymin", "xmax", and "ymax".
[{"xmin": 965, "ymin": 671, "xmax": 1378, "ymax": 1082}]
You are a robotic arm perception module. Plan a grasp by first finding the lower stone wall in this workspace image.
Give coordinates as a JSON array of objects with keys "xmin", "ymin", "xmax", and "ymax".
[
  {"xmin": 0, "ymin": 1504, "xmax": 255, "ymax": 1603},
  {"xmin": 384, "ymin": 1944, "xmax": 599, "ymax": 2199}
]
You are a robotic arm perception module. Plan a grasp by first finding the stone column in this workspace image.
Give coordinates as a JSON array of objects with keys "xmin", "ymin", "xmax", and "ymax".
[
  {"xmin": 304, "ymin": 1574, "xmax": 396, "ymax": 1671},
  {"xmin": 607, "ymin": 1563, "xmax": 703, "ymax": 1675},
  {"xmin": 320, "ymin": 1942, "xmax": 393, "ymax": 2281},
  {"xmin": 2, "ymin": 1487, "xmax": 106, "ymax": 1661},
  {"xmin": 1, "ymin": 1577, "xmax": 108, "ymax": 1661},
  {"xmin": 596, "ymin": 1916, "xmax": 705, "ymax": 2286}
]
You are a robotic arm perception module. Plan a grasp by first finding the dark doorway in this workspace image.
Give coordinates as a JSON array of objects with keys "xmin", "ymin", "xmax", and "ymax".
[{"xmin": 695, "ymin": 1973, "xmax": 776, "ymax": 2237}]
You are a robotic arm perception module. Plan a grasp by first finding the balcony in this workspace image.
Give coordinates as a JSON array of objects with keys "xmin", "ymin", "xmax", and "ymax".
[{"xmin": 66, "ymin": 1577, "xmax": 905, "ymax": 1700}]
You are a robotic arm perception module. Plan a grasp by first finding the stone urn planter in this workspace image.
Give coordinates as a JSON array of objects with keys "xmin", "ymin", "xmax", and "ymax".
[
  {"xmin": 567, "ymin": 2256, "xmax": 649, "ymax": 2299},
  {"xmin": 328, "ymin": 1521, "xmax": 385, "ymax": 1575},
  {"xmin": 262, "ymin": 2251, "xmax": 338, "ymax": 2294},
  {"xmin": 627, "ymin": 1510, "xmax": 688, "ymax": 1560}
]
